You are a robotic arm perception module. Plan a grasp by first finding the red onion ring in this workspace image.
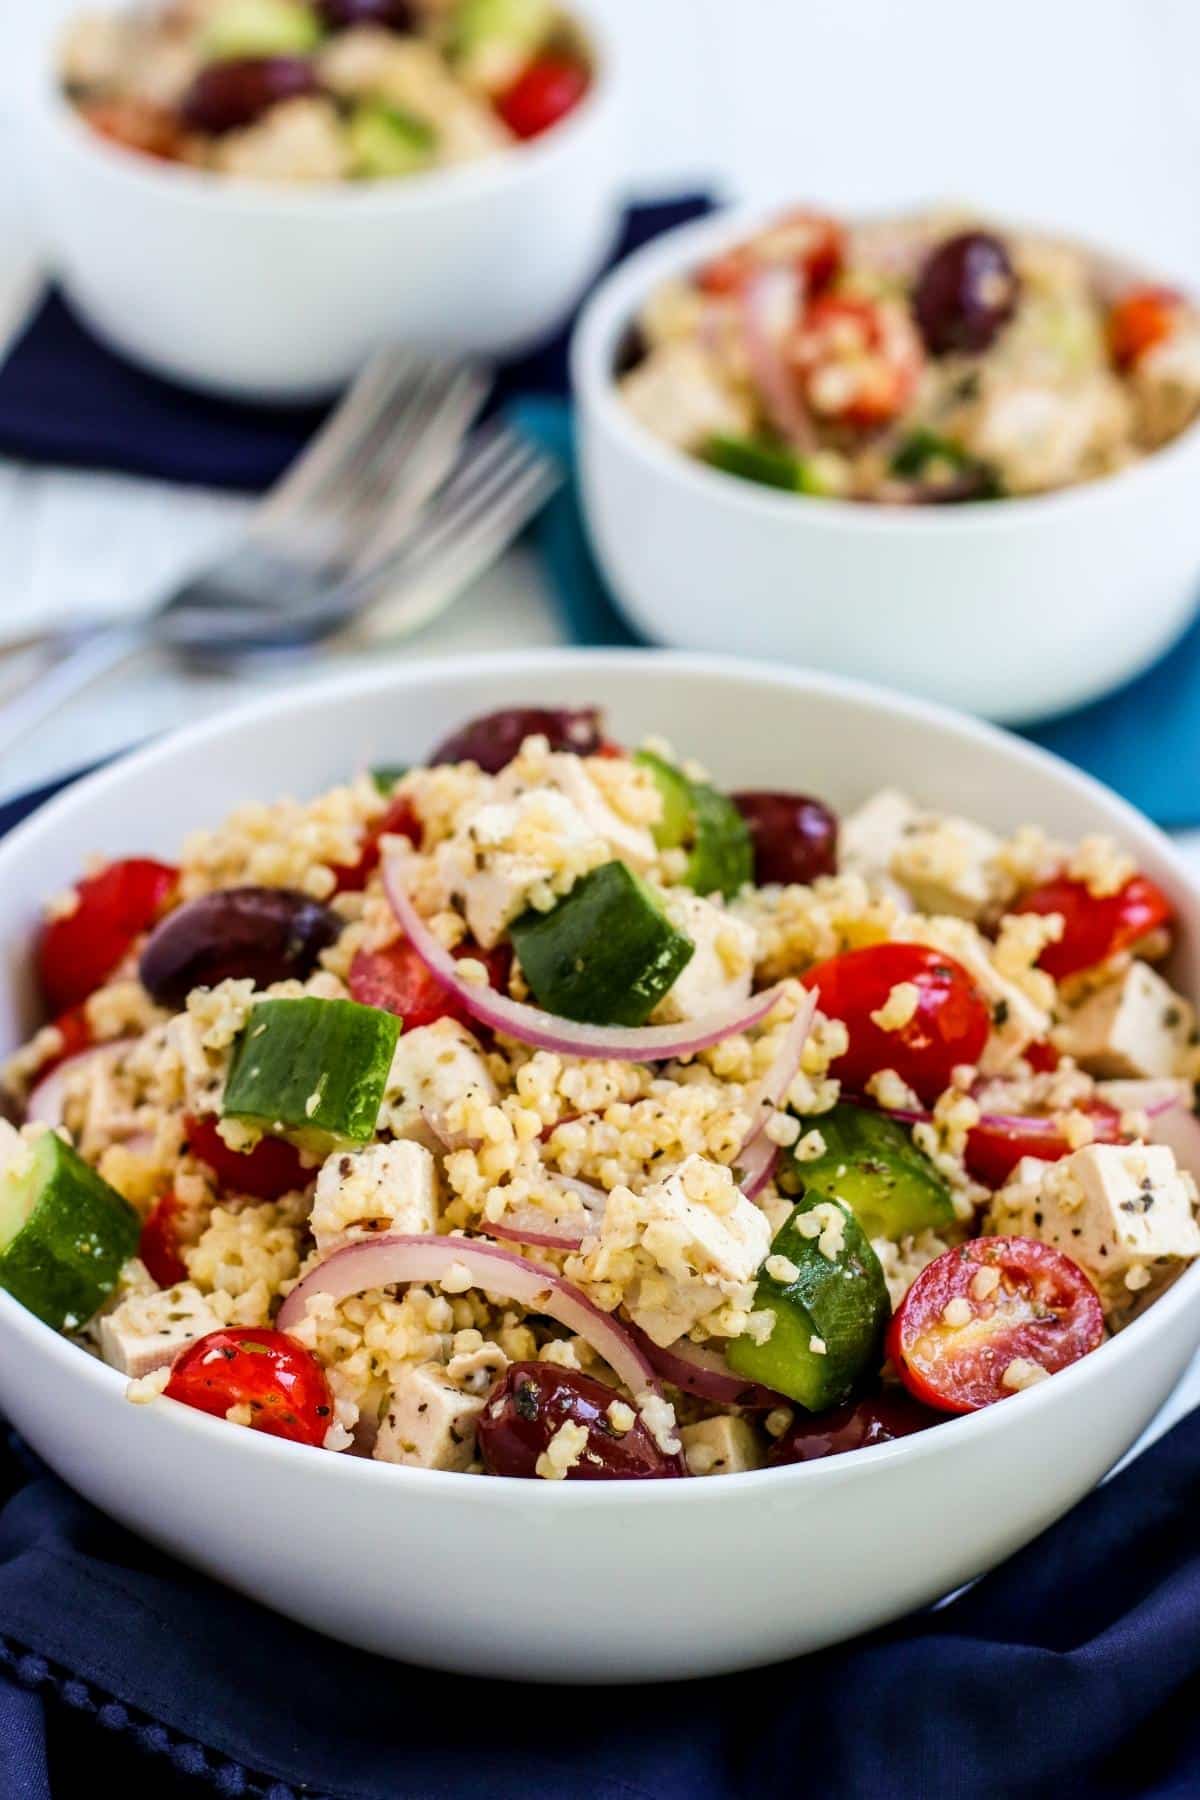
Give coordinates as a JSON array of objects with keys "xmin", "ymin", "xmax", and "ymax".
[
  {"xmin": 479, "ymin": 1175, "xmax": 607, "ymax": 1251},
  {"xmin": 277, "ymin": 1232, "xmax": 662, "ymax": 1402},
  {"xmin": 384, "ymin": 855, "xmax": 785, "ymax": 1061},
  {"xmin": 741, "ymin": 267, "xmax": 817, "ymax": 453},
  {"xmin": 733, "ymin": 989, "xmax": 817, "ymax": 1196},
  {"xmin": 628, "ymin": 1322, "xmax": 785, "ymax": 1410},
  {"xmin": 25, "ymin": 1044, "xmax": 121, "ymax": 1129},
  {"xmin": 844, "ymin": 1088, "xmax": 1182, "ymax": 1137}
]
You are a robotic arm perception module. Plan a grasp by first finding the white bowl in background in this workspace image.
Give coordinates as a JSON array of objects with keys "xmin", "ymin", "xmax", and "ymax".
[
  {"xmin": 571, "ymin": 209, "xmax": 1200, "ymax": 724},
  {"xmin": 1, "ymin": 648, "xmax": 1199, "ymax": 1683},
  {"xmin": 24, "ymin": 2, "xmax": 621, "ymax": 402}
]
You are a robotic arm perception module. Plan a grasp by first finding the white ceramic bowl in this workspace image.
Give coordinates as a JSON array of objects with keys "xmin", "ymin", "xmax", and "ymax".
[
  {"xmin": 572, "ymin": 209, "xmax": 1200, "ymax": 724},
  {"xmin": 1, "ymin": 648, "xmax": 1198, "ymax": 1683},
  {"xmin": 24, "ymin": 2, "xmax": 621, "ymax": 401}
]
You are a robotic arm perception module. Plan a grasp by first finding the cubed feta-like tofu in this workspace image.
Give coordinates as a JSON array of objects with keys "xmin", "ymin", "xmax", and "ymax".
[
  {"xmin": 679, "ymin": 1414, "xmax": 762, "ymax": 1476},
  {"xmin": 373, "ymin": 1362, "xmax": 486, "ymax": 1471},
  {"xmin": 431, "ymin": 787, "xmax": 605, "ymax": 947},
  {"xmin": 619, "ymin": 341, "xmax": 754, "ymax": 453},
  {"xmin": 1056, "ymin": 962, "xmax": 1195, "ymax": 1080},
  {"xmin": 572, "ymin": 1154, "xmax": 771, "ymax": 1347},
  {"xmin": 653, "ymin": 891, "xmax": 755, "ymax": 1025},
  {"xmin": 98, "ymin": 1282, "xmax": 223, "ymax": 1379},
  {"xmin": 989, "ymin": 1143, "xmax": 1200, "ymax": 1304},
  {"xmin": 841, "ymin": 789, "xmax": 1009, "ymax": 919},
  {"xmin": 494, "ymin": 753, "xmax": 657, "ymax": 872},
  {"xmin": 311, "ymin": 1139, "xmax": 437, "ymax": 1253},
  {"xmin": 380, "ymin": 1019, "xmax": 497, "ymax": 1144}
]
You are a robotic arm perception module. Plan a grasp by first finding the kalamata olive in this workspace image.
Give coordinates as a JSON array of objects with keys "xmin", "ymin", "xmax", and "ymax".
[
  {"xmin": 315, "ymin": 0, "xmax": 416, "ymax": 26},
  {"xmin": 912, "ymin": 231, "xmax": 1021, "ymax": 356},
  {"xmin": 429, "ymin": 707, "xmax": 604, "ymax": 774},
  {"xmin": 139, "ymin": 887, "xmax": 341, "ymax": 1007},
  {"xmin": 732, "ymin": 791, "xmax": 838, "ymax": 886},
  {"xmin": 180, "ymin": 56, "xmax": 320, "ymax": 135},
  {"xmin": 767, "ymin": 1388, "xmax": 937, "ymax": 1467},
  {"xmin": 477, "ymin": 1363, "xmax": 682, "ymax": 1480}
]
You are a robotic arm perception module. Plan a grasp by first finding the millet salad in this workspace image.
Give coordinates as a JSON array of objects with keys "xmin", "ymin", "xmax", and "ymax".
[
  {"xmin": 60, "ymin": 0, "xmax": 591, "ymax": 183},
  {"xmin": 3, "ymin": 705, "xmax": 1199, "ymax": 1481},
  {"xmin": 619, "ymin": 208, "xmax": 1200, "ymax": 503}
]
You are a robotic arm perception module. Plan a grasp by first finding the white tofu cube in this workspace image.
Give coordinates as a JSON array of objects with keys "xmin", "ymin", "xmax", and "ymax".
[
  {"xmin": 653, "ymin": 891, "xmax": 755, "ymax": 1024},
  {"xmin": 989, "ymin": 1143, "xmax": 1200, "ymax": 1305},
  {"xmin": 380, "ymin": 1019, "xmax": 497, "ymax": 1144},
  {"xmin": 679, "ymin": 1415, "xmax": 762, "ymax": 1476},
  {"xmin": 494, "ymin": 754, "xmax": 657, "ymax": 872},
  {"xmin": 573, "ymin": 1154, "xmax": 771, "ymax": 1347},
  {"xmin": 1056, "ymin": 962, "xmax": 1194, "ymax": 1080},
  {"xmin": 619, "ymin": 341, "xmax": 753, "ymax": 452},
  {"xmin": 431, "ymin": 787, "xmax": 604, "ymax": 947},
  {"xmin": 98, "ymin": 1282, "xmax": 223, "ymax": 1379},
  {"xmin": 372, "ymin": 1362, "xmax": 486, "ymax": 1471},
  {"xmin": 311, "ymin": 1139, "xmax": 437, "ymax": 1253},
  {"xmin": 841, "ymin": 789, "xmax": 1008, "ymax": 919},
  {"xmin": 840, "ymin": 789, "xmax": 917, "ymax": 876}
]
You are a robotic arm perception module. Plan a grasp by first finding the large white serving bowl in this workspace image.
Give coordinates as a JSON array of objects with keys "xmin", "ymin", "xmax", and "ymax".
[
  {"xmin": 572, "ymin": 208, "xmax": 1200, "ymax": 724},
  {"xmin": 1, "ymin": 648, "xmax": 1198, "ymax": 1683},
  {"xmin": 22, "ymin": 2, "xmax": 621, "ymax": 401}
]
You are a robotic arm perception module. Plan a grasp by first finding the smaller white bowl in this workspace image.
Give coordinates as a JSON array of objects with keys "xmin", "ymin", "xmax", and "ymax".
[
  {"xmin": 572, "ymin": 207, "xmax": 1200, "ymax": 724},
  {"xmin": 24, "ymin": 2, "xmax": 622, "ymax": 402}
]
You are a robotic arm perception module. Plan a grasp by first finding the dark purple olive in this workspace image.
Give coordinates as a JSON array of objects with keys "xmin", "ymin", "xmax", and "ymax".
[
  {"xmin": 316, "ymin": 0, "xmax": 416, "ymax": 25},
  {"xmin": 477, "ymin": 1363, "xmax": 682, "ymax": 1480},
  {"xmin": 767, "ymin": 1389, "xmax": 938, "ymax": 1467},
  {"xmin": 430, "ymin": 707, "xmax": 605, "ymax": 774},
  {"xmin": 180, "ymin": 56, "xmax": 320, "ymax": 135},
  {"xmin": 139, "ymin": 886, "xmax": 341, "ymax": 1007},
  {"xmin": 912, "ymin": 230, "xmax": 1021, "ymax": 356},
  {"xmin": 732, "ymin": 791, "xmax": 838, "ymax": 887}
]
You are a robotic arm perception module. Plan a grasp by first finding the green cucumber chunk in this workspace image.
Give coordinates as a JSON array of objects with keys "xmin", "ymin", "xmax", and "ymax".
[
  {"xmin": 201, "ymin": 0, "xmax": 321, "ymax": 59},
  {"xmin": 348, "ymin": 103, "xmax": 437, "ymax": 179},
  {"xmin": 705, "ymin": 434, "xmax": 827, "ymax": 495},
  {"xmin": 780, "ymin": 1102, "xmax": 956, "ymax": 1241},
  {"xmin": 222, "ymin": 997, "xmax": 400, "ymax": 1152},
  {"xmin": 634, "ymin": 752, "xmax": 751, "ymax": 900},
  {"xmin": 727, "ymin": 1194, "xmax": 890, "ymax": 1409},
  {"xmin": 450, "ymin": 0, "xmax": 555, "ymax": 79},
  {"xmin": 889, "ymin": 428, "xmax": 1002, "ymax": 499},
  {"xmin": 370, "ymin": 764, "xmax": 409, "ymax": 796},
  {"xmin": 510, "ymin": 861, "xmax": 694, "ymax": 1027},
  {"xmin": 0, "ymin": 1132, "xmax": 139, "ymax": 1331}
]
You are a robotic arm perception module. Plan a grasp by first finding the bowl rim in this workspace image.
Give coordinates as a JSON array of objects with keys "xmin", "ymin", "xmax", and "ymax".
[
  {"xmin": 34, "ymin": 0, "xmax": 616, "ymax": 215},
  {"xmin": 570, "ymin": 201, "xmax": 1200, "ymax": 533},
  {"xmin": 1, "ymin": 643, "xmax": 1198, "ymax": 1506}
]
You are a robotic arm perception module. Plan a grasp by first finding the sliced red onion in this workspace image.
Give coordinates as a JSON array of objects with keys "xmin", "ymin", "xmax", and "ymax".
[
  {"xmin": 25, "ymin": 1044, "xmax": 120, "ymax": 1129},
  {"xmin": 277, "ymin": 1232, "xmax": 661, "ymax": 1401},
  {"xmin": 384, "ymin": 855, "xmax": 785, "ymax": 1061},
  {"xmin": 479, "ymin": 1175, "xmax": 606, "ymax": 1251},
  {"xmin": 741, "ymin": 267, "xmax": 816, "ymax": 453},
  {"xmin": 847, "ymin": 1087, "xmax": 1182, "ymax": 1139},
  {"xmin": 628, "ymin": 1322, "xmax": 784, "ymax": 1410},
  {"xmin": 733, "ymin": 988, "xmax": 817, "ymax": 1196}
]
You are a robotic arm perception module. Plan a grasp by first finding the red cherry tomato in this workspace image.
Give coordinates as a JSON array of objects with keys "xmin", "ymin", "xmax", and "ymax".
[
  {"xmin": 139, "ymin": 1193, "xmax": 189, "ymax": 1289},
  {"xmin": 766, "ymin": 1387, "xmax": 939, "ymax": 1465},
  {"xmin": 789, "ymin": 293, "xmax": 923, "ymax": 428},
  {"xmin": 81, "ymin": 97, "xmax": 184, "ymax": 160},
  {"xmin": 964, "ymin": 1099, "xmax": 1124, "ymax": 1189},
  {"xmin": 348, "ymin": 937, "xmax": 511, "ymax": 1031},
  {"xmin": 1108, "ymin": 285, "xmax": 1182, "ymax": 369},
  {"xmin": 38, "ymin": 858, "xmax": 178, "ymax": 1014},
  {"xmin": 331, "ymin": 795, "xmax": 423, "ymax": 895},
  {"xmin": 494, "ymin": 56, "xmax": 589, "ymax": 139},
  {"xmin": 1013, "ymin": 873, "xmax": 1173, "ymax": 981},
  {"xmin": 165, "ymin": 1327, "xmax": 332, "ymax": 1447},
  {"xmin": 697, "ymin": 211, "xmax": 844, "ymax": 299},
  {"xmin": 801, "ymin": 943, "xmax": 990, "ymax": 1104},
  {"xmin": 887, "ymin": 1237, "xmax": 1104, "ymax": 1414},
  {"xmin": 185, "ymin": 1114, "xmax": 310, "ymax": 1201},
  {"xmin": 1024, "ymin": 1039, "xmax": 1060, "ymax": 1074}
]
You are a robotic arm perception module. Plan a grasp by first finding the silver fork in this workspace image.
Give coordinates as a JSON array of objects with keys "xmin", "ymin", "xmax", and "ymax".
[{"xmin": 0, "ymin": 346, "xmax": 490, "ymax": 753}]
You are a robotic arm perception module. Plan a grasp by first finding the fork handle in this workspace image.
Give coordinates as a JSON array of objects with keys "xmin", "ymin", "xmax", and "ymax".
[{"xmin": 0, "ymin": 624, "xmax": 146, "ymax": 761}]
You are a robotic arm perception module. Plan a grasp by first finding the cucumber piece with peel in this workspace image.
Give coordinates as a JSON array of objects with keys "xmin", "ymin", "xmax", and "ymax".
[
  {"xmin": 0, "ymin": 1128, "xmax": 139, "ymax": 1331},
  {"xmin": 222, "ymin": 996, "xmax": 400, "ymax": 1153},
  {"xmin": 780, "ymin": 1102, "xmax": 956, "ymax": 1241},
  {"xmin": 200, "ymin": 0, "xmax": 321, "ymax": 59}
]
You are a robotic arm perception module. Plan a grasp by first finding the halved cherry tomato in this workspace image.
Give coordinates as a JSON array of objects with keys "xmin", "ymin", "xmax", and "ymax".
[
  {"xmin": 38, "ymin": 858, "xmax": 179, "ymax": 1014},
  {"xmin": 494, "ymin": 55, "xmax": 589, "ymax": 139},
  {"xmin": 801, "ymin": 943, "xmax": 990, "ymax": 1104},
  {"xmin": 1108, "ymin": 285, "xmax": 1182, "ymax": 369},
  {"xmin": 766, "ymin": 1387, "xmax": 939, "ymax": 1465},
  {"xmin": 789, "ymin": 293, "xmax": 923, "ymax": 429},
  {"xmin": 331, "ymin": 795, "xmax": 423, "ymax": 895},
  {"xmin": 139, "ymin": 1193, "xmax": 189, "ymax": 1289},
  {"xmin": 165, "ymin": 1327, "xmax": 332, "ymax": 1447},
  {"xmin": 81, "ymin": 97, "xmax": 183, "ymax": 160},
  {"xmin": 347, "ymin": 938, "xmax": 511, "ymax": 1031},
  {"xmin": 964, "ymin": 1099, "xmax": 1123, "ymax": 1189},
  {"xmin": 1013, "ymin": 873, "xmax": 1173, "ymax": 981},
  {"xmin": 185, "ymin": 1114, "xmax": 310, "ymax": 1201},
  {"xmin": 888, "ymin": 1237, "xmax": 1103, "ymax": 1413},
  {"xmin": 697, "ymin": 210, "xmax": 843, "ymax": 299}
]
